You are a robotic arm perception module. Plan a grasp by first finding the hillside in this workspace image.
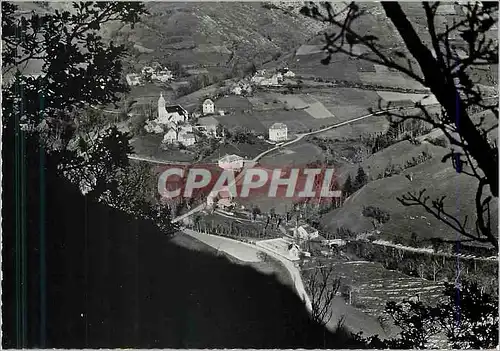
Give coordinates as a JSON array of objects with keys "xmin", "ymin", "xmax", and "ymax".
[
  {"xmin": 322, "ymin": 139, "xmax": 498, "ymax": 245},
  {"xmin": 109, "ymin": 2, "xmax": 327, "ymax": 73}
]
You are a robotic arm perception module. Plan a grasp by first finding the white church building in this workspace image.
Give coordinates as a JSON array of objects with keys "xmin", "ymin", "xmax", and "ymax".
[{"xmin": 158, "ymin": 93, "xmax": 189, "ymax": 125}]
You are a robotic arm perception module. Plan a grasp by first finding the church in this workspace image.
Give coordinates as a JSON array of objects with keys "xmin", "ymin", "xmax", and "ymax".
[{"xmin": 157, "ymin": 92, "xmax": 189, "ymax": 125}]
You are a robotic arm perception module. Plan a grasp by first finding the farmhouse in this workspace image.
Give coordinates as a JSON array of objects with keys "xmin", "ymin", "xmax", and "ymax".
[
  {"xmin": 288, "ymin": 243, "xmax": 301, "ymax": 260},
  {"xmin": 207, "ymin": 186, "xmax": 234, "ymax": 207},
  {"xmin": 197, "ymin": 116, "xmax": 219, "ymax": 137},
  {"xmin": 158, "ymin": 93, "xmax": 189, "ymax": 125},
  {"xmin": 162, "ymin": 125, "xmax": 195, "ymax": 146},
  {"xmin": 126, "ymin": 73, "xmax": 142, "ymax": 86},
  {"xmin": 268, "ymin": 122, "xmax": 288, "ymax": 142},
  {"xmin": 279, "ymin": 221, "xmax": 320, "ymax": 240},
  {"xmin": 218, "ymin": 154, "xmax": 244, "ymax": 170},
  {"xmin": 202, "ymin": 99, "xmax": 215, "ymax": 115},
  {"xmin": 162, "ymin": 128, "xmax": 177, "ymax": 144},
  {"xmin": 178, "ymin": 130, "xmax": 196, "ymax": 147}
]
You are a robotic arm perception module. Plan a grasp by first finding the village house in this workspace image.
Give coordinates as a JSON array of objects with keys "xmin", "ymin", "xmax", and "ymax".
[
  {"xmin": 126, "ymin": 73, "xmax": 142, "ymax": 86},
  {"xmin": 162, "ymin": 125, "xmax": 196, "ymax": 146},
  {"xmin": 197, "ymin": 116, "xmax": 219, "ymax": 137},
  {"xmin": 268, "ymin": 122, "xmax": 288, "ymax": 142},
  {"xmin": 218, "ymin": 154, "xmax": 244, "ymax": 170},
  {"xmin": 140, "ymin": 64, "xmax": 173, "ymax": 83},
  {"xmin": 202, "ymin": 98, "xmax": 215, "ymax": 115},
  {"xmin": 163, "ymin": 128, "xmax": 177, "ymax": 143},
  {"xmin": 207, "ymin": 186, "xmax": 234, "ymax": 207},
  {"xmin": 288, "ymin": 243, "xmax": 301, "ymax": 260},
  {"xmin": 178, "ymin": 129, "xmax": 196, "ymax": 146},
  {"xmin": 283, "ymin": 70, "xmax": 296, "ymax": 78}
]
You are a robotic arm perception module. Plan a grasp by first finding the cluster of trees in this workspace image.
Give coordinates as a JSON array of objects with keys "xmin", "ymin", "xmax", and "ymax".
[
  {"xmin": 376, "ymin": 150, "xmax": 433, "ymax": 179},
  {"xmin": 187, "ymin": 215, "xmax": 276, "ymax": 240},
  {"xmin": 362, "ymin": 206, "xmax": 391, "ymax": 224},
  {"xmin": 427, "ymin": 136, "xmax": 448, "ymax": 148},
  {"xmin": 224, "ymin": 126, "xmax": 259, "ymax": 144},
  {"xmin": 176, "ymin": 74, "xmax": 222, "ymax": 97},
  {"xmin": 362, "ymin": 118, "xmax": 433, "ymax": 154},
  {"xmin": 342, "ymin": 166, "xmax": 368, "ymax": 198}
]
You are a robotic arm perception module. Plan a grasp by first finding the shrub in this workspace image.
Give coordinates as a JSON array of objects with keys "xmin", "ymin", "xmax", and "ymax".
[
  {"xmin": 362, "ymin": 206, "xmax": 391, "ymax": 224},
  {"xmin": 428, "ymin": 136, "xmax": 448, "ymax": 147}
]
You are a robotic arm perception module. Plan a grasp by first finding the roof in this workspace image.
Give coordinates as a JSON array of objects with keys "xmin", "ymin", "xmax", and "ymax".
[
  {"xmin": 198, "ymin": 116, "xmax": 219, "ymax": 126},
  {"xmin": 165, "ymin": 105, "xmax": 188, "ymax": 115},
  {"xmin": 179, "ymin": 130, "xmax": 195, "ymax": 138},
  {"xmin": 203, "ymin": 99, "xmax": 214, "ymax": 105},
  {"xmin": 269, "ymin": 122, "xmax": 287, "ymax": 130},
  {"xmin": 219, "ymin": 154, "xmax": 243, "ymax": 163},
  {"xmin": 218, "ymin": 198, "xmax": 233, "ymax": 206}
]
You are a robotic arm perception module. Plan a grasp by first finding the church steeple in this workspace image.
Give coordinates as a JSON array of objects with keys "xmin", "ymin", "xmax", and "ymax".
[
  {"xmin": 158, "ymin": 92, "xmax": 166, "ymax": 109},
  {"xmin": 158, "ymin": 92, "xmax": 167, "ymax": 120}
]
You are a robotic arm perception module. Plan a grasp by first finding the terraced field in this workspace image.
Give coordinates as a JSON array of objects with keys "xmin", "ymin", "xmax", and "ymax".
[{"xmin": 303, "ymin": 260, "xmax": 444, "ymax": 337}]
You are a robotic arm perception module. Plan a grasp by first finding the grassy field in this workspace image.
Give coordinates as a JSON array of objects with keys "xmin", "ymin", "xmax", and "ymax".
[
  {"xmin": 260, "ymin": 140, "xmax": 325, "ymax": 167},
  {"xmin": 203, "ymin": 141, "xmax": 270, "ymax": 162},
  {"xmin": 130, "ymin": 135, "xmax": 197, "ymax": 162},
  {"xmin": 336, "ymin": 140, "xmax": 447, "ymax": 183},
  {"xmin": 215, "ymin": 95, "xmax": 253, "ymax": 113}
]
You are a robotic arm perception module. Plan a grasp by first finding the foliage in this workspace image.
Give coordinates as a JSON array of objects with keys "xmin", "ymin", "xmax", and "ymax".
[
  {"xmin": 428, "ymin": 136, "xmax": 448, "ymax": 148},
  {"xmin": 352, "ymin": 281, "xmax": 499, "ymax": 349},
  {"xmin": 2, "ymin": 1, "xmax": 148, "ymax": 199},
  {"xmin": 353, "ymin": 166, "xmax": 368, "ymax": 191},
  {"xmin": 342, "ymin": 175, "xmax": 354, "ymax": 198},
  {"xmin": 361, "ymin": 206, "xmax": 391, "ymax": 224}
]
